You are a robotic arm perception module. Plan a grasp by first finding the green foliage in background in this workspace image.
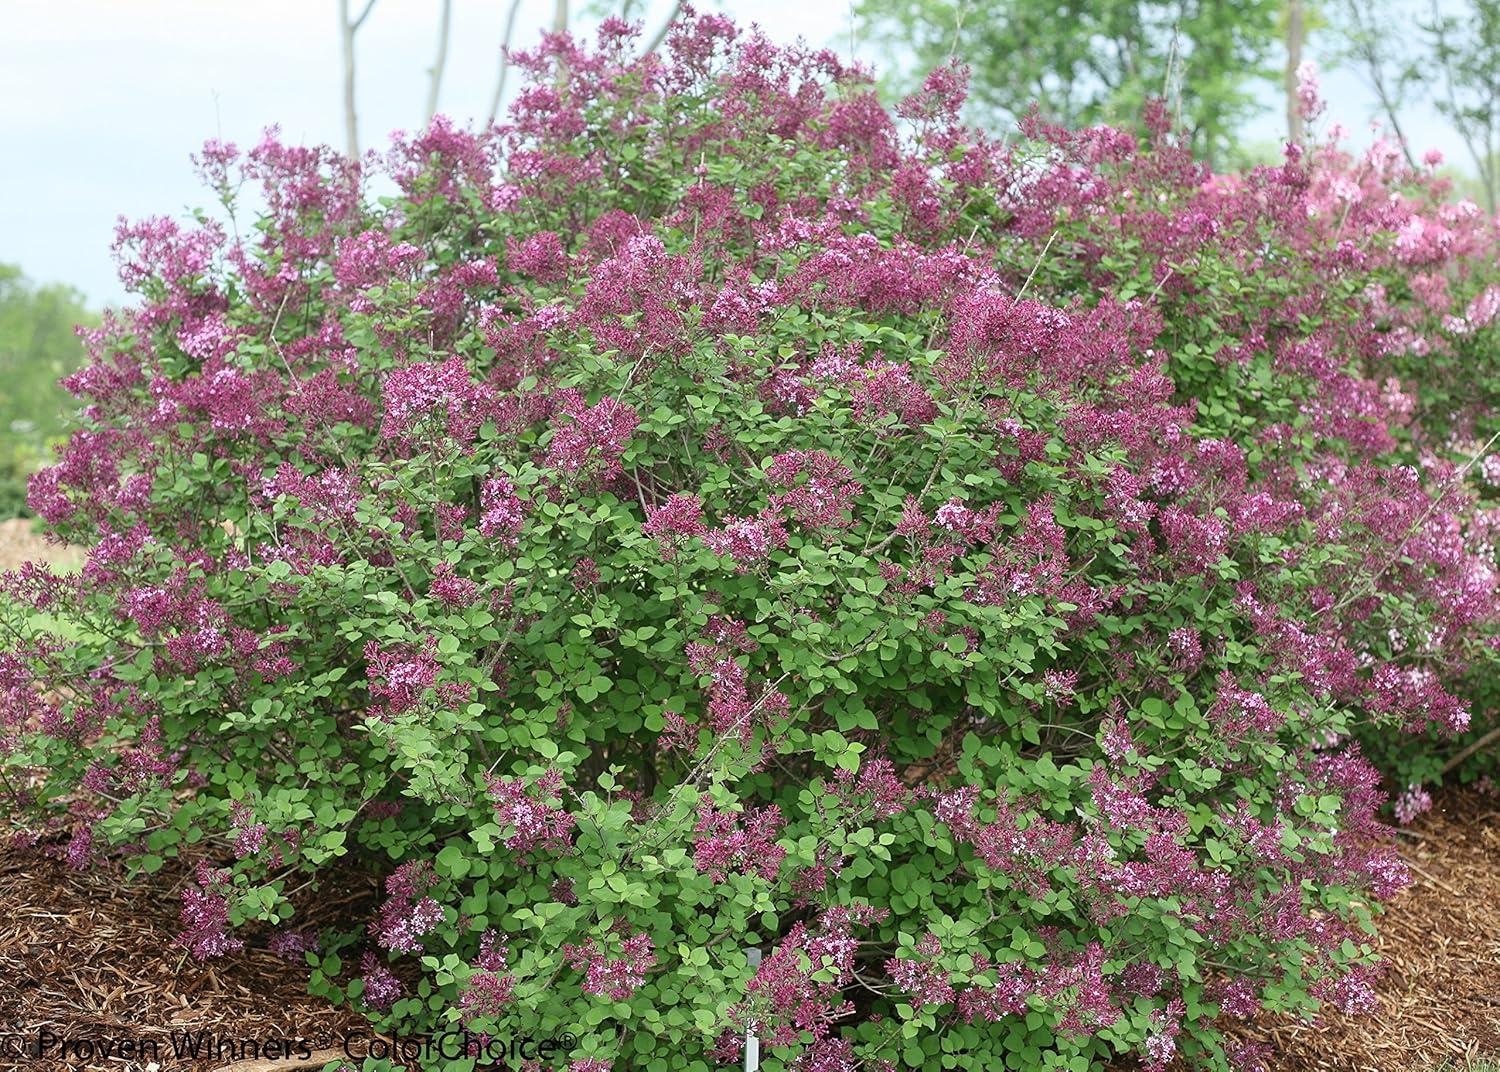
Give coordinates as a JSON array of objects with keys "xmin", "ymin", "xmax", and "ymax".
[
  {"xmin": 0, "ymin": 264, "xmax": 94, "ymax": 518},
  {"xmin": 854, "ymin": 0, "xmax": 1282, "ymax": 166}
]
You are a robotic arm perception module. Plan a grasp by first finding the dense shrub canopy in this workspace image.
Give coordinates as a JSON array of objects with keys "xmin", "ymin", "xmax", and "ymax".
[{"xmin": 5, "ymin": 15, "xmax": 1500, "ymax": 1072}]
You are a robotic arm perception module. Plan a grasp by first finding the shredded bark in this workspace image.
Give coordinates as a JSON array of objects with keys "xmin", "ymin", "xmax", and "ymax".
[
  {"xmin": 1230, "ymin": 788, "xmax": 1500, "ymax": 1070},
  {"xmin": 0, "ymin": 847, "xmax": 370, "ymax": 1071}
]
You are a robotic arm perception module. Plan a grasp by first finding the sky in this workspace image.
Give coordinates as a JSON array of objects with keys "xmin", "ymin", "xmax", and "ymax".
[{"xmin": 0, "ymin": 0, "xmax": 1464, "ymax": 307}]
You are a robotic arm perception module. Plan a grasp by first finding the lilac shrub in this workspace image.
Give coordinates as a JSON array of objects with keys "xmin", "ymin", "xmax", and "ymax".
[{"xmin": 3, "ymin": 15, "xmax": 1499, "ymax": 1072}]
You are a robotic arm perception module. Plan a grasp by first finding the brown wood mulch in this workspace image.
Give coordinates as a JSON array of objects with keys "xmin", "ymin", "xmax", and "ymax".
[
  {"xmin": 2, "ymin": 799, "xmax": 1497, "ymax": 1072},
  {"xmin": 1231, "ymin": 789, "xmax": 1500, "ymax": 1070},
  {"xmin": 0, "ymin": 521, "xmax": 365, "ymax": 1072},
  {"xmin": 0, "ymin": 847, "xmax": 369, "ymax": 1071}
]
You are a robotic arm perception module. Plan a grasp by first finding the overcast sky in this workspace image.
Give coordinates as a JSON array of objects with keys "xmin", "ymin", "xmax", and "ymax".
[{"xmin": 1, "ymin": 1, "xmax": 1463, "ymax": 306}]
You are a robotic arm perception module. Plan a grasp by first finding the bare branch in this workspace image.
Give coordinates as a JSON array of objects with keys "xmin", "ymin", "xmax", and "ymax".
[
  {"xmin": 1334, "ymin": 0, "xmax": 1418, "ymax": 168},
  {"xmin": 488, "ymin": 0, "xmax": 525, "ymax": 123},
  {"xmin": 425, "ymin": 0, "xmax": 454, "ymax": 122},
  {"xmin": 642, "ymin": 0, "xmax": 684, "ymax": 54},
  {"xmin": 1442, "ymin": 723, "xmax": 1500, "ymax": 775},
  {"xmin": 554, "ymin": 0, "xmax": 568, "ymax": 34},
  {"xmin": 351, "ymin": 0, "xmax": 377, "ymax": 32},
  {"xmin": 338, "ymin": 0, "xmax": 377, "ymax": 160}
]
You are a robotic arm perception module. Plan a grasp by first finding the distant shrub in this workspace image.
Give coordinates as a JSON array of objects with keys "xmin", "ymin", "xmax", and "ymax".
[{"xmin": 4, "ymin": 16, "xmax": 1497, "ymax": 1072}]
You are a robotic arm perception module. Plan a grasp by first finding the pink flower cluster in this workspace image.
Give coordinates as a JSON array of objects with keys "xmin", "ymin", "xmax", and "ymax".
[
  {"xmin": 703, "ymin": 510, "xmax": 789, "ymax": 572},
  {"xmin": 478, "ymin": 476, "xmax": 528, "ymax": 541},
  {"xmin": 642, "ymin": 492, "xmax": 706, "ymax": 559},
  {"xmin": 717, "ymin": 904, "xmax": 889, "ymax": 1064},
  {"xmin": 360, "ymin": 952, "xmax": 403, "ymax": 1011},
  {"xmin": 764, "ymin": 449, "xmax": 862, "ymax": 530},
  {"xmin": 563, "ymin": 928, "xmax": 656, "ymax": 1001},
  {"xmin": 680, "ymin": 618, "xmax": 789, "ymax": 751},
  {"xmin": 267, "ymin": 929, "xmax": 320, "ymax": 959},
  {"xmin": 691, "ymin": 798, "xmax": 786, "ymax": 882},
  {"xmin": 543, "ymin": 390, "xmax": 639, "ymax": 486},
  {"xmin": 372, "ymin": 860, "xmax": 445, "ymax": 954},
  {"xmin": 1393, "ymin": 783, "xmax": 1433, "ymax": 825},
  {"xmin": 363, "ymin": 637, "xmax": 441, "ymax": 720},
  {"xmin": 458, "ymin": 930, "xmax": 517, "ymax": 1023},
  {"xmin": 179, "ymin": 864, "xmax": 243, "ymax": 959},
  {"xmin": 885, "ymin": 933, "xmax": 955, "ymax": 1006},
  {"xmin": 485, "ymin": 768, "xmax": 576, "ymax": 855}
]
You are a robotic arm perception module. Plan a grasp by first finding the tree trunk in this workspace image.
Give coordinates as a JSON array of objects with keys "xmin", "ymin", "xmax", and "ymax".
[
  {"xmin": 1285, "ymin": 0, "xmax": 1306, "ymax": 143},
  {"xmin": 340, "ymin": 0, "xmax": 359, "ymax": 159},
  {"xmin": 339, "ymin": 0, "xmax": 377, "ymax": 160},
  {"xmin": 488, "ymin": 0, "xmax": 525, "ymax": 123}
]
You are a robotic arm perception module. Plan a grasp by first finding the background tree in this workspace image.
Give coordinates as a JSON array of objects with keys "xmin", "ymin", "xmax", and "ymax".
[
  {"xmin": 0, "ymin": 265, "xmax": 93, "ymax": 517},
  {"xmin": 855, "ymin": 0, "xmax": 1281, "ymax": 165},
  {"xmin": 488, "ymin": 0, "xmax": 526, "ymax": 121},
  {"xmin": 1327, "ymin": 0, "xmax": 1500, "ymax": 207},
  {"xmin": 1330, "ymin": 0, "xmax": 1421, "ymax": 167},
  {"xmin": 425, "ymin": 0, "xmax": 454, "ymax": 121},
  {"xmin": 1426, "ymin": 0, "xmax": 1500, "ymax": 211},
  {"xmin": 338, "ymin": 0, "xmax": 378, "ymax": 159}
]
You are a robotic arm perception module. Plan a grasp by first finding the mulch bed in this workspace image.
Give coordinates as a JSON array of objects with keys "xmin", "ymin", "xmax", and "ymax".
[
  {"xmin": 1235, "ymin": 789, "xmax": 1500, "ymax": 1070},
  {"xmin": 1, "ymin": 523, "xmax": 358, "ymax": 1070},
  {"xmin": 0, "ymin": 847, "xmax": 371, "ymax": 1071}
]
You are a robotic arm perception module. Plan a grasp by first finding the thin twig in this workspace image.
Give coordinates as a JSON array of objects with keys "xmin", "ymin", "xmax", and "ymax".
[
  {"xmin": 1405, "ymin": 859, "xmax": 1461, "ymax": 897},
  {"xmin": 642, "ymin": 0, "xmax": 685, "ymax": 55},
  {"xmin": 1441, "ymin": 723, "xmax": 1500, "ymax": 776},
  {"xmin": 1015, "ymin": 230, "xmax": 1058, "ymax": 301}
]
